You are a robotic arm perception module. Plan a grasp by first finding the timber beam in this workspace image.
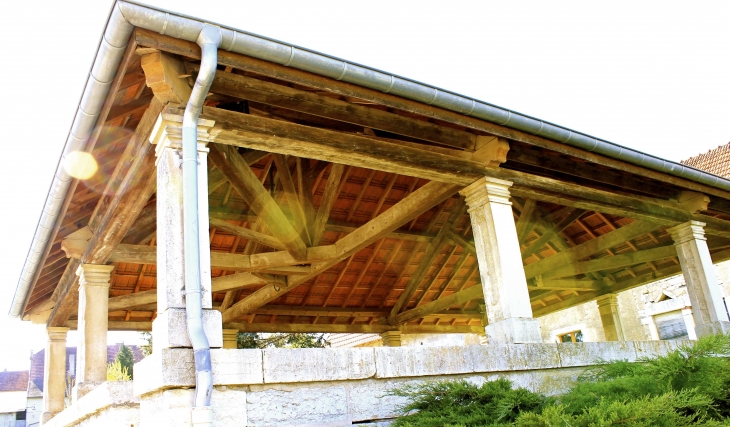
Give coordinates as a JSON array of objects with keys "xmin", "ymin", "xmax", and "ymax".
[
  {"xmin": 224, "ymin": 322, "xmax": 483, "ymax": 334},
  {"xmin": 221, "ymin": 181, "xmax": 461, "ymax": 323}
]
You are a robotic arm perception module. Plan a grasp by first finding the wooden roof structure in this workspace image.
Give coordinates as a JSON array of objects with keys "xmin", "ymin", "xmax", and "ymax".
[{"xmin": 18, "ymin": 26, "xmax": 730, "ymax": 335}]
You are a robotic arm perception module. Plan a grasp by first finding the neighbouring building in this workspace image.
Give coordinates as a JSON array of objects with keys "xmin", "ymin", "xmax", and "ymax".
[
  {"xmin": 7, "ymin": 2, "xmax": 730, "ymax": 426},
  {"xmin": 0, "ymin": 371, "xmax": 30, "ymax": 427}
]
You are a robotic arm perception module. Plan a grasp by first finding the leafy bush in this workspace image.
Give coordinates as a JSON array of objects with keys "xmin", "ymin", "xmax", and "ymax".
[
  {"xmin": 391, "ymin": 334, "xmax": 730, "ymax": 427},
  {"xmin": 106, "ymin": 360, "xmax": 131, "ymax": 381}
]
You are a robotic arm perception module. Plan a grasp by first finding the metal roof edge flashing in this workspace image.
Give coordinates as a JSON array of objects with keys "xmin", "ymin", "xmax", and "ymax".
[{"xmin": 11, "ymin": 0, "xmax": 730, "ymax": 318}]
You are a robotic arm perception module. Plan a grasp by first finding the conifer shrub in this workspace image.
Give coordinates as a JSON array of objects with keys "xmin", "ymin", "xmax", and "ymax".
[{"xmin": 390, "ymin": 334, "xmax": 730, "ymax": 427}]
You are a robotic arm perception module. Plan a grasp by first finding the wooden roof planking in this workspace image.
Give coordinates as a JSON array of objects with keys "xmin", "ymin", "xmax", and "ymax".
[{"xmin": 20, "ymin": 27, "xmax": 730, "ymax": 334}]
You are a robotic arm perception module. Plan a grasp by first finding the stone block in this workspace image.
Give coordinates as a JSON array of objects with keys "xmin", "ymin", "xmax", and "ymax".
[
  {"xmin": 211, "ymin": 349, "xmax": 264, "ymax": 385},
  {"xmin": 134, "ymin": 348, "xmax": 264, "ymax": 396},
  {"xmin": 347, "ymin": 378, "xmax": 412, "ymax": 422},
  {"xmin": 211, "ymin": 387, "xmax": 248, "ymax": 427},
  {"xmin": 43, "ymin": 381, "xmax": 139, "ymax": 427},
  {"xmin": 557, "ymin": 341, "xmax": 637, "ymax": 367},
  {"xmin": 468, "ymin": 343, "xmax": 560, "ymax": 373},
  {"xmin": 152, "ymin": 308, "xmax": 222, "ymax": 349},
  {"xmin": 246, "ymin": 383, "xmax": 350, "ymax": 426},
  {"xmin": 263, "ymin": 348, "xmax": 375, "ymax": 383},
  {"xmin": 139, "ymin": 388, "xmax": 194, "ymax": 427},
  {"xmin": 486, "ymin": 317, "xmax": 543, "ymax": 344},
  {"xmin": 134, "ymin": 348, "xmax": 195, "ymax": 397},
  {"xmin": 374, "ymin": 346, "xmax": 475, "ymax": 378},
  {"xmin": 72, "ymin": 381, "xmax": 103, "ymax": 403},
  {"xmin": 633, "ymin": 340, "xmax": 684, "ymax": 360}
]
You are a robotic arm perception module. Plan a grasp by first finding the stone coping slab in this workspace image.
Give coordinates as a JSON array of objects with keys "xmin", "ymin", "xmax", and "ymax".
[
  {"xmin": 44, "ymin": 381, "xmax": 139, "ymax": 427},
  {"xmin": 132, "ymin": 340, "xmax": 687, "ymax": 397}
]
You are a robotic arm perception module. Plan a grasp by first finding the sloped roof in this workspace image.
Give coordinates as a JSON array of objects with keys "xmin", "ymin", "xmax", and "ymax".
[
  {"xmin": 682, "ymin": 143, "xmax": 730, "ymax": 178},
  {"xmin": 0, "ymin": 371, "xmax": 28, "ymax": 392}
]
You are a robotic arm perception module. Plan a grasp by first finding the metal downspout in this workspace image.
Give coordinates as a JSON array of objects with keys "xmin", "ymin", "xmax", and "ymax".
[{"xmin": 183, "ymin": 24, "xmax": 221, "ymax": 426}]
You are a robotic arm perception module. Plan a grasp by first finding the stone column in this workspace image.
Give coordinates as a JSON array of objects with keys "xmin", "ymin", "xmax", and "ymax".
[
  {"xmin": 380, "ymin": 331, "xmax": 402, "ymax": 347},
  {"xmin": 74, "ymin": 264, "xmax": 114, "ymax": 401},
  {"xmin": 222, "ymin": 329, "xmax": 238, "ymax": 349},
  {"xmin": 460, "ymin": 177, "xmax": 542, "ymax": 343},
  {"xmin": 151, "ymin": 112, "xmax": 222, "ymax": 350},
  {"xmin": 668, "ymin": 220, "xmax": 730, "ymax": 337},
  {"xmin": 595, "ymin": 294, "xmax": 625, "ymax": 341},
  {"xmin": 41, "ymin": 327, "xmax": 69, "ymax": 423}
]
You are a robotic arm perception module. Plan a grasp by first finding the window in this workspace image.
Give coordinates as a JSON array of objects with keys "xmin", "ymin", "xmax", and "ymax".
[
  {"xmin": 654, "ymin": 310, "xmax": 689, "ymax": 340},
  {"xmin": 559, "ymin": 330, "xmax": 583, "ymax": 343}
]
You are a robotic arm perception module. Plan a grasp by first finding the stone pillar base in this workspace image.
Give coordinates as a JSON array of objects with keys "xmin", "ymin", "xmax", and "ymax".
[
  {"xmin": 41, "ymin": 411, "xmax": 59, "ymax": 424},
  {"xmin": 72, "ymin": 381, "xmax": 103, "ymax": 403},
  {"xmin": 153, "ymin": 308, "xmax": 223, "ymax": 349},
  {"xmin": 486, "ymin": 318, "xmax": 542, "ymax": 344},
  {"xmin": 695, "ymin": 321, "xmax": 730, "ymax": 338}
]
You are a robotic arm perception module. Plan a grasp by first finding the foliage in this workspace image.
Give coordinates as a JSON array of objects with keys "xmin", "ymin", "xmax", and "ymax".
[
  {"xmin": 106, "ymin": 360, "xmax": 131, "ymax": 381},
  {"xmin": 115, "ymin": 343, "xmax": 136, "ymax": 379},
  {"xmin": 391, "ymin": 334, "xmax": 730, "ymax": 427},
  {"xmin": 139, "ymin": 332, "xmax": 153, "ymax": 357},
  {"xmin": 237, "ymin": 332, "xmax": 329, "ymax": 349}
]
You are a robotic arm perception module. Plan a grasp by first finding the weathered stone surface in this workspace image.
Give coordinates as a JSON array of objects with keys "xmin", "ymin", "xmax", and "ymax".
[
  {"xmin": 557, "ymin": 341, "xmax": 637, "ymax": 367},
  {"xmin": 72, "ymin": 381, "xmax": 103, "ymax": 403},
  {"xmin": 211, "ymin": 386, "xmax": 248, "ymax": 427},
  {"xmin": 43, "ymin": 381, "xmax": 139, "ymax": 427},
  {"xmin": 633, "ymin": 340, "xmax": 686, "ymax": 359},
  {"xmin": 264, "ymin": 348, "xmax": 375, "ymax": 383},
  {"xmin": 246, "ymin": 383, "xmax": 350, "ymax": 426},
  {"xmin": 211, "ymin": 349, "xmax": 264, "ymax": 385},
  {"xmin": 474, "ymin": 343, "xmax": 561, "ymax": 372},
  {"xmin": 152, "ymin": 308, "xmax": 223, "ymax": 349},
  {"xmin": 374, "ymin": 346, "xmax": 474, "ymax": 378},
  {"xmin": 347, "ymin": 378, "xmax": 411, "ymax": 422},
  {"xmin": 139, "ymin": 388, "xmax": 193, "ymax": 427},
  {"xmin": 134, "ymin": 348, "xmax": 264, "ymax": 397},
  {"xmin": 696, "ymin": 320, "xmax": 730, "ymax": 337}
]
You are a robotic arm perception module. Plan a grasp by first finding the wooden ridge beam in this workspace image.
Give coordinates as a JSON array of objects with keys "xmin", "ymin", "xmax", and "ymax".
[
  {"xmin": 542, "ymin": 245, "xmax": 678, "ymax": 280},
  {"xmin": 108, "ymin": 290, "xmax": 156, "ymax": 311},
  {"xmin": 135, "ymin": 28, "xmax": 730, "ymax": 200},
  {"xmin": 208, "ymin": 143, "xmax": 308, "ymax": 260},
  {"xmin": 524, "ymin": 221, "xmax": 661, "ymax": 280},
  {"xmin": 249, "ymin": 305, "xmax": 481, "ymax": 319},
  {"xmin": 223, "ymin": 322, "xmax": 483, "ymax": 334},
  {"xmin": 198, "ymin": 68, "xmax": 476, "ymax": 150},
  {"xmin": 66, "ymin": 320, "xmax": 152, "ymax": 331},
  {"xmin": 221, "ymin": 181, "xmax": 461, "ymax": 323},
  {"xmin": 107, "ymin": 243, "xmax": 336, "ymax": 272},
  {"xmin": 529, "ymin": 279, "xmax": 603, "ymax": 293},
  {"xmin": 395, "ymin": 285, "xmax": 483, "ymax": 325},
  {"xmin": 311, "ymin": 163, "xmax": 345, "ymax": 246}
]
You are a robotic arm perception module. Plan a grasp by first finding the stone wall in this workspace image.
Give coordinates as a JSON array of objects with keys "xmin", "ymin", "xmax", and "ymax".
[
  {"xmin": 129, "ymin": 340, "xmax": 684, "ymax": 426},
  {"xmin": 42, "ymin": 382, "xmax": 139, "ymax": 427}
]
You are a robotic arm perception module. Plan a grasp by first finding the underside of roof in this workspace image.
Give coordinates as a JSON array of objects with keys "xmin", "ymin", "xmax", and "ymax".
[{"xmin": 12, "ymin": 1, "xmax": 730, "ymax": 333}]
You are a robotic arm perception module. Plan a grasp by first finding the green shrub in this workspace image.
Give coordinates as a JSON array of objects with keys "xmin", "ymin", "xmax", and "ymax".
[
  {"xmin": 390, "ymin": 334, "xmax": 730, "ymax": 426},
  {"xmin": 106, "ymin": 360, "xmax": 130, "ymax": 381}
]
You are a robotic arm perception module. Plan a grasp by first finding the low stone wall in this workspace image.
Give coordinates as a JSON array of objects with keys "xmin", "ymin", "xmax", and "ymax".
[
  {"xmin": 42, "ymin": 381, "xmax": 139, "ymax": 427},
  {"xmin": 131, "ymin": 340, "xmax": 685, "ymax": 426}
]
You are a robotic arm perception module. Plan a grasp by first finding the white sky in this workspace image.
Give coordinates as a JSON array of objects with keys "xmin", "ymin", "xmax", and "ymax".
[{"xmin": 0, "ymin": 0, "xmax": 728, "ymax": 371}]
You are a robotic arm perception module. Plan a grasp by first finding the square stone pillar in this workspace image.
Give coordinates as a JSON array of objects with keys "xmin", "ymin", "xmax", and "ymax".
[
  {"xmin": 150, "ymin": 112, "xmax": 222, "ymax": 350},
  {"xmin": 42, "ymin": 327, "xmax": 69, "ymax": 422},
  {"xmin": 668, "ymin": 220, "xmax": 730, "ymax": 337},
  {"xmin": 74, "ymin": 264, "xmax": 114, "ymax": 401},
  {"xmin": 461, "ymin": 177, "xmax": 542, "ymax": 344},
  {"xmin": 595, "ymin": 294, "xmax": 625, "ymax": 341},
  {"xmin": 222, "ymin": 329, "xmax": 238, "ymax": 349},
  {"xmin": 380, "ymin": 331, "xmax": 402, "ymax": 347}
]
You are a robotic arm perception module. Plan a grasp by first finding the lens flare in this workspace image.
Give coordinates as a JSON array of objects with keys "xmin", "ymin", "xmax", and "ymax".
[{"xmin": 63, "ymin": 151, "xmax": 98, "ymax": 180}]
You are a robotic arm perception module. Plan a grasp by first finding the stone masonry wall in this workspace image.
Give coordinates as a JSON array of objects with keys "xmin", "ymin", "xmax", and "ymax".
[{"xmin": 129, "ymin": 340, "xmax": 685, "ymax": 426}]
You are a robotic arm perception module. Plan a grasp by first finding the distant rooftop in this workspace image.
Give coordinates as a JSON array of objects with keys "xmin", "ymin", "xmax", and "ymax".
[
  {"xmin": 682, "ymin": 143, "xmax": 730, "ymax": 178},
  {"xmin": 0, "ymin": 370, "xmax": 29, "ymax": 392}
]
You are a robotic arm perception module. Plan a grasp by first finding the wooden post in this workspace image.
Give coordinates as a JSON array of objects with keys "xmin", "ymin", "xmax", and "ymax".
[{"xmin": 461, "ymin": 177, "xmax": 542, "ymax": 344}]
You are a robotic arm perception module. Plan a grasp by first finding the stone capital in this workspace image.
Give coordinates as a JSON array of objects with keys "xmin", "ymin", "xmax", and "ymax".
[
  {"xmin": 595, "ymin": 293, "xmax": 619, "ymax": 308},
  {"xmin": 460, "ymin": 177, "xmax": 513, "ymax": 209},
  {"xmin": 149, "ymin": 108, "xmax": 215, "ymax": 158},
  {"xmin": 667, "ymin": 220, "xmax": 707, "ymax": 245},
  {"xmin": 46, "ymin": 327, "xmax": 69, "ymax": 342},
  {"xmin": 76, "ymin": 264, "xmax": 114, "ymax": 288}
]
